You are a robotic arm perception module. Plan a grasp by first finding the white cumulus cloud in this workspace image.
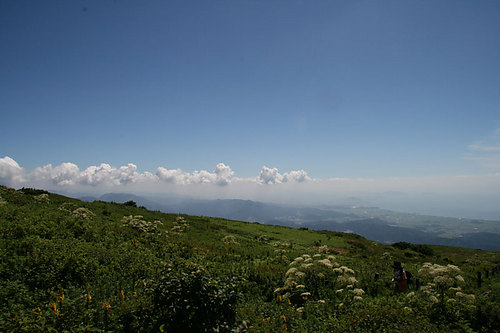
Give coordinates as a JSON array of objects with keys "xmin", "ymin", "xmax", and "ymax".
[
  {"xmin": 76, "ymin": 163, "xmax": 157, "ymax": 186},
  {"xmin": 259, "ymin": 166, "xmax": 284, "ymax": 184},
  {"xmin": 30, "ymin": 162, "xmax": 80, "ymax": 186},
  {"xmin": 214, "ymin": 163, "xmax": 234, "ymax": 185},
  {"xmin": 156, "ymin": 163, "xmax": 234, "ymax": 186},
  {"xmin": 115, "ymin": 163, "xmax": 141, "ymax": 184},
  {"xmin": 0, "ymin": 156, "xmax": 25, "ymax": 186},
  {"xmin": 79, "ymin": 163, "xmax": 116, "ymax": 185},
  {"xmin": 0, "ymin": 157, "xmax": 161, "ymax": 189},
  {"xmin": 156, "ymin": 167, "xmax": 188, "ymax": 184},
  {"xmin": 283, "ymin": 170, "xmax": 311, "ymax": 183},
  {"xmin": 258, "ymin": 166, "xmax": 311, "ymax": 184}
]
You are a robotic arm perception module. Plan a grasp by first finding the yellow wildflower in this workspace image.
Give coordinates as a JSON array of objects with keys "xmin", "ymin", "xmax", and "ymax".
[
  {"xmin": 103, "ymin": 302, "xmax": 111, "ymax": 310},
  {"xmin": 32, "ymin": 307, "xmax": 42, "ymax": 319},
  {"xmin": 32, "ymin": 306, "xmax": 42, "ymax": 319},
  {"xmin": 49, "ymin": 302, "xmax": 59, "ymax": 316},
  {"xmin": 281, "ymin": 314, "xmax": 287, "ymax": 322}
]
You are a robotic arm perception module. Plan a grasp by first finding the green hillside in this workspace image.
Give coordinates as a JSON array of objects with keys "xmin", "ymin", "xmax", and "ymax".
[{"xmin": 1, "ymin": 185, "xmax": 499, "ymax": 332}]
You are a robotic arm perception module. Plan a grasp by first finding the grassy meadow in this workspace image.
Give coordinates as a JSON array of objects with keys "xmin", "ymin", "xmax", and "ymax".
[{"xmin": 1, "ymin": 185, "xmax": 499, "ymax": 332}]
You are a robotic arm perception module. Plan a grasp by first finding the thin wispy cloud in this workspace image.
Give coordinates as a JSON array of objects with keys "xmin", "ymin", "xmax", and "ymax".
[
  {"xmin": 468, "ymin": 145, "xmax": 500, "ymax": 152},
  {"xmin": 466, "ymin": 128, "xmax": 500, "ymax": 170}
]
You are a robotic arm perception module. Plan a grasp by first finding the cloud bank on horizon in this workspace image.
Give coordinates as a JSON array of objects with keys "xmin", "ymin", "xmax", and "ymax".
[
  {"xmin": 0, "ymin": 156, "xmax": 313, "ymax": 189},
  {"xmin": 2, "ymin": 155, "xmax": 500, "ymax": 220}
]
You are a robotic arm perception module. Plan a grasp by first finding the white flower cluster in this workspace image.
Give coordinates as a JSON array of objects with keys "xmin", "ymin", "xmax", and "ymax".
[
  {"xmin": 409, "ymin": 285, "xmax": 440, "ymax": 304},
  {"xmin": 349, "ymin": 288, "xmax": 365, "ymax": 296},
  {"xmin": 171, "ymin": 216, "xmax": 189, "ymax": 233},
  {"xmin": 418, "ymin": 263, "xmax": 465, "ymax": 288},
  {"xmin": 335, "ymin": 282, "xmax": 364, "ymax": 301},
  {"xmin": 273, "ymin": 241, "xmax": 291, "ymax": 248},
  {"xmin": 34, "ymin": 193, "xmax": 49, "ymax": 203},
  {"xmin": 275, "ymin": 254, "xmax": 362, "ymax": 304},
  {"xmin": 122, "ymin": 215, "xmax": 163, "ymax": 233},
  {"xmin": 317, "ymin": 245, "xmax": 336, "ymax": 254},
  {"xmin": 410, "ymin": 262, "xmax": 476, "ymax": 308},
  {"xmin": 455, "ymin": 291, "xmax": 476, "ymax": 303},
  {"xmin": 72, "ymin": 207, "xmax": 96, "ymax": 220},
  {"xmin": 335, "ymin": 266, "xmax": 357, "ymax": 284},
  {"xmin": 222, "ymin": 235, "xmax": 239, "ymax": 245},
  {"xmin": 413, "ymin": 284, "xmax": 476, "ymax": 307},
  {"xmin": 274, "ymin": 249, "xmax": 288, "ymax": 261},
  {"xmin": 59, "ymin": 202, "xmax": 78, "ymax": 213}
]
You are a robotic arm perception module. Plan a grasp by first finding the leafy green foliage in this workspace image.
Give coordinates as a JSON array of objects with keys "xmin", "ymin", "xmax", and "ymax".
[
  {"xmin": 1, "ymin": 185, "xmax": 499, "ymax": 332},
  {"xmin": 392, "ymin": 242, "xmax": 435, "ymax": 256},
  {"xmin": 20, "ymin": 187, "xmax": 49, "ymax": 195},
  {"xmin": 122, "ymin": 200, "xmax": 138, "ymax": 207},
  {"xmin": 151, "ymin": 262, "xmax": 238, "ymax": 332}
]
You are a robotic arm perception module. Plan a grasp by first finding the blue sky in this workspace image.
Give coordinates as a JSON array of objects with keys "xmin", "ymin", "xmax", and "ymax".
[{"xmin": 1, "ymin": 1, "xmax": 500, "ymax": 217}]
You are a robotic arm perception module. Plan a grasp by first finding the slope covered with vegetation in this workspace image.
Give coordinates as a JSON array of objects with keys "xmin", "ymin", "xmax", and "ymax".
[{"xmin": 1, "ymin": 185, "xmax": 499, "ymax": 332}]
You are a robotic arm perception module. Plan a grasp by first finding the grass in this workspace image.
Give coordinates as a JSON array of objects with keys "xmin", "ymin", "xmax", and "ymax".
[{"xmin": 1, "ymin": 185, "xmax": 499, "ymax": 332}]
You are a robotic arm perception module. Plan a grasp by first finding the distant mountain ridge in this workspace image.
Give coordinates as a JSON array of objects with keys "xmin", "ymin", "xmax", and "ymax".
[{"xmin": 81, "ymin": 192, "xmax": 500, "ymax": 251}]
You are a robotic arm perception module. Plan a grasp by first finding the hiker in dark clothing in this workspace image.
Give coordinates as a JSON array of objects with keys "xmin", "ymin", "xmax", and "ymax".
[{"xmin": 392, "ymin": 261, "xmax": 408, "ymax": 292}]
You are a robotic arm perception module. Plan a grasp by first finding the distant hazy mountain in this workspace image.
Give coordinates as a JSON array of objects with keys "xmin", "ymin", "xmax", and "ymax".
[{"xmin": 83, "ymin": 192, "xmax": 500, "ymax": 251}]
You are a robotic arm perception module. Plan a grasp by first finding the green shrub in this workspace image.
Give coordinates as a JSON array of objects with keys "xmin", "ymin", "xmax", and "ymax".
[
  {"xmin": 151, "ymin": 263, "xmax": 239, "ymax": 332},
  {"xmin": 20, "ymin": 188, "xmax": 49, "ymax": 195},
  {"xmin": 392, "ymin": 242, "xmax": 434, "ymax": 256}
]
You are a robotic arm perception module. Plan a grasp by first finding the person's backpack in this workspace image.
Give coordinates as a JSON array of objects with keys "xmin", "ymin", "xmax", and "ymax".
[{"xmin": 405, "ymin": 270, "xmax": 413, "ymax": 284}]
